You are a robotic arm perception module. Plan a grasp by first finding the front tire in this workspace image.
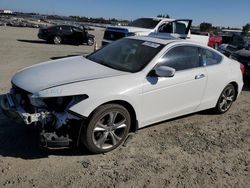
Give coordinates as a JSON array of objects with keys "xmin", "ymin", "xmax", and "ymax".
[
  {"xmin": 81, "ymin": 104, "xmax": 131, "ymax": 154},
  {"xmin": 87, "ymin": 38, "xmax": 94, "ymax": 46},
  {"xmin": 214, "ymin": 84, "xmax": 236, "ymax": 114},
  {"xmin": 53, "ymin": 36, "xmax": 62, "ymax": 45}
]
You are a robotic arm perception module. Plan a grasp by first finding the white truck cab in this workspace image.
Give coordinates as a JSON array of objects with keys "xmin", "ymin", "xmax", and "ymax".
[{"xmin": 102, "ymin": 17, "xmax": 209, "ymax": 46}]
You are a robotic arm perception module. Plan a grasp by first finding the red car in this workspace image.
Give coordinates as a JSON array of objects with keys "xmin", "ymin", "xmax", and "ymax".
[
  {"xmin": 208, "ymin": 33, "xmax": 222, "ymax": 49},
  {"xmin": 191, "ymin": 31, "xmax": 222, "ymax": 49}
]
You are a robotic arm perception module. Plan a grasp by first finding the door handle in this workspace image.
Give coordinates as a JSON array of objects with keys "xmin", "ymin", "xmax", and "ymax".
[{"xmin": 195, "ymin": 74, "xmax": 205, "ymax": 80}]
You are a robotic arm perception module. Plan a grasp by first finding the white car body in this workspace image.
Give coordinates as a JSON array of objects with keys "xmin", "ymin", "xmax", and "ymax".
[
  {"xmin": 53, "ymin": 44, "xmax": 241, "ymax": 127},
  {"xmin": 1, "ymin": 36, "xmax": 243, "ymax": 152}
]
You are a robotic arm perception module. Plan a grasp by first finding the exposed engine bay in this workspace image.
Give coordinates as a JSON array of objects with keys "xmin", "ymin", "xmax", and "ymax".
[{"xmin": 1, "ymin": 84, "xmax": 88, "ymax": 147}]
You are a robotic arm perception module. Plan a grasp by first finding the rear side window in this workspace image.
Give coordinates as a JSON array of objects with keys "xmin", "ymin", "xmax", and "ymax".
[
  {"xmin": 159, "ymin": 46, "xmax": 200, "ymax": 71},
  {"xmin": 201, "ymin": 48, "xmax": 222, "ymax": 66}
]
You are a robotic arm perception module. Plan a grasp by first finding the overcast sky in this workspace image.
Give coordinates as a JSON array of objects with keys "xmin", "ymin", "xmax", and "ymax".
[{"xmin": 0, "ymin": 0, "xmax": 249, "ymax": 28}]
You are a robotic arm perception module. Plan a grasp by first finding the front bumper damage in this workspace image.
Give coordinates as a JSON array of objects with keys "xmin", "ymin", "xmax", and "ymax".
[
  {"xmin": 1, "ymin": 93, "xmax": 50, "ymax": 125},
  {"xmin": 1, "ymin": 92, "xmax": 83, "ymax": 148}
]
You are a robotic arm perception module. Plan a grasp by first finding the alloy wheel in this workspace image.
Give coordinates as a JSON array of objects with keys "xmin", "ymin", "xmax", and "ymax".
[
  {"xmin": 87, "ymin": 38, "xmax": 94, "ymax": 46},
  {"xmin": 92, "ymin": 111, "xmax": 127, "ymax": 149},
  {"xmin": 53, "ymin": 36, "xmax": 62, "ymax": 44},
  {"xmin": 218, "ymin": 85, "xmax": 235, "ymax": 112}
]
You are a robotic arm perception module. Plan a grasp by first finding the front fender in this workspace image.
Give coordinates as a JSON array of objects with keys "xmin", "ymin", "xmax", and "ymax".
[{"xmin": 69, "ymin": 95, "xmax": 139, "ymax": 119}]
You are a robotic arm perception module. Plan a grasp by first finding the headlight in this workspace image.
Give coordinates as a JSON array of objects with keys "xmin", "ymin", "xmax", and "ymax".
[
  {"xmin": 29, "ymin": 94, "xmax": 88, "ymax": 111},
  {"xmin": 43, "ymin": 95, "xmax": 88, "ymax": 112}
]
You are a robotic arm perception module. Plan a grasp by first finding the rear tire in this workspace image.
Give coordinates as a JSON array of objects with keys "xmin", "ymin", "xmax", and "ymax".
[
  {"xmin": 213, "ymin": 84, "xmax": 236, "ymax": 114},
  {"xmin": 81, "ymin": 104, "xmax": 131, "ymax": 154}
]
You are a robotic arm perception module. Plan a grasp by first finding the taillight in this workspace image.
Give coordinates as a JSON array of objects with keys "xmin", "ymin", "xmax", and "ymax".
[{"xmin": 240, "ymin": 63, "xmax": 245, "ymax": 74}]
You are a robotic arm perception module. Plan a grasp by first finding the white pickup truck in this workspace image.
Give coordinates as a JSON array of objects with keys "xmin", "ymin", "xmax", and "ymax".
[{"xmin": 102, "ymin": 17, "xmax": 209, "ymax": 46}]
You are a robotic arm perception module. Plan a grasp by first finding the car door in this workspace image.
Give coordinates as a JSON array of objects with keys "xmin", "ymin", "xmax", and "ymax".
[
  {"xmin": 141, "ymin": 45, "xmax": 207, "ymax": 125},
  {"xmin": 61, "ymin": 26, "xmax": 74, "ymax": 42},
  {"xmin": 71, "ymin": 26, "xmax": 84, "ymax": 43}
]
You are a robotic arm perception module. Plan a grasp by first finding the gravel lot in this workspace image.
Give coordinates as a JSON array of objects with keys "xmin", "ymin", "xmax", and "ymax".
[{"xmin": 0, "ymin": 26, "xmax": 249, "ymax": 188}]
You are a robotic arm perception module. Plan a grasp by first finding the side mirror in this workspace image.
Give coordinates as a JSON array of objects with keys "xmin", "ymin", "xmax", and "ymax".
[{"xmin": 154, "ymin": 65, "xmax": 176, "ymax": 77}]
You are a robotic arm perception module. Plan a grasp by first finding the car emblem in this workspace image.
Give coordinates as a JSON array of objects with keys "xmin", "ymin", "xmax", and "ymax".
[{"xmin": 110, "ymin": 34, "xmax": 114, "ymax": 39}]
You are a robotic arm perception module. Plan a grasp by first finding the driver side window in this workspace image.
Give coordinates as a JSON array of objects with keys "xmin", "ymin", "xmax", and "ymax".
[
  {"xmin": 158, "ymin": 22, "xmax": 187, "ymax": 34},
  {"xmin": 62, "ymin": 26, "xmax": 73, "ymax": 33},
  {"xmin": 72, "ymin": 27, "xmax": 82, "ymax": 32},
  {"xmin": 158, "ymin": 23, "xmax": 173, "ymax": 33},
  {"xmin": 159, "ymin": 46, "xmax": 200, "ymax": 71}
]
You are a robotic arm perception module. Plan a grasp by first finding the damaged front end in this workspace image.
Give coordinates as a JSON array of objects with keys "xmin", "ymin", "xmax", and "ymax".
[{"xmin": 1, "ymin": 84, "xmax": 88, "ymax": 147}]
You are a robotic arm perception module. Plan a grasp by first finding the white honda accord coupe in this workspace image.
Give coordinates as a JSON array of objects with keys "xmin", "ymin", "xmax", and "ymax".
[{"xmin": 1, "ymin": 36, "xmax": 244, "ymax": 153}]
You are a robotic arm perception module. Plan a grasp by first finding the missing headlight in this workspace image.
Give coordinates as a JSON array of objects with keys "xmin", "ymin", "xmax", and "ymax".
[
  {"xmin": 29, "ymin": 95, "xmax": 47, "ymax": 107},
  {"xmin": 43, "ymin": 95, "xmax": 88, "ymax": 112}
]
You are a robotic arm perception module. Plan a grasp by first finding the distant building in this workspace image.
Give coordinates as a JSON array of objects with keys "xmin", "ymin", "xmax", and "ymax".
[{"xmin": 0, "ymin": 10, "xmax": 13, "ymax": 14}]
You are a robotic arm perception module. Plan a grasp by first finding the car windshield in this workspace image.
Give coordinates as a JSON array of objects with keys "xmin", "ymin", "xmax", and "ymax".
[
  {"xmin": 128, "ymin": 18, "xmax": 161, "ymax": 29},
  {"xmin": 86, "ymin": 38, "xmax": 164, "ymax": 73}
]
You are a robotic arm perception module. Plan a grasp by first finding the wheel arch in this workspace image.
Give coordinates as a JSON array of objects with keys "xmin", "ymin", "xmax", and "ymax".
[
  {"xmin": 88, "ymin": 100, "xmax": 138, "ymax": 133},
  {"xmin": 228, "ymin": 81, "xmax": 238, "ymax": 101}
]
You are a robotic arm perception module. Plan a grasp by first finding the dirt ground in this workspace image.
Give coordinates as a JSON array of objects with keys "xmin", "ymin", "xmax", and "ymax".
[{"xmin": 0, "ymin": 26, "xmax": 249, "ymax": 188}]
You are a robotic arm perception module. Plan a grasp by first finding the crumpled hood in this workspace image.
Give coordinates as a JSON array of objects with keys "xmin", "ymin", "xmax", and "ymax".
[{"xmin": 12, "ymin": 56, "xmax": 128, "ymax": 93}]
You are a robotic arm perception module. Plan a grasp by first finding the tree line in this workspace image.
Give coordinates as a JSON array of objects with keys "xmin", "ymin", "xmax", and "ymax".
[
  {"xmin": 10, "ymin": 11, "xmax": 250, "ymax": 35},
  {"xmin": 200, "ymin": 22, "xmax": 250, "ymax": 36}
]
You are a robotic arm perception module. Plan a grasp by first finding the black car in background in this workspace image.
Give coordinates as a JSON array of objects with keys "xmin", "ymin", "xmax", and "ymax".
[
  {"xmin": 231, "ymin": 49, "xmax": 250, "ymax": 79},
  {"xmin": 218, "ymin": 34, "xmax": 247, "ymax": 56},
  {"xmin": 38, "ymin": 25, "xmax": 95, "ymax": 45},
  {"xmin": 217, "ymin": 34, "xmax": 250, "ymax": 80}
]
